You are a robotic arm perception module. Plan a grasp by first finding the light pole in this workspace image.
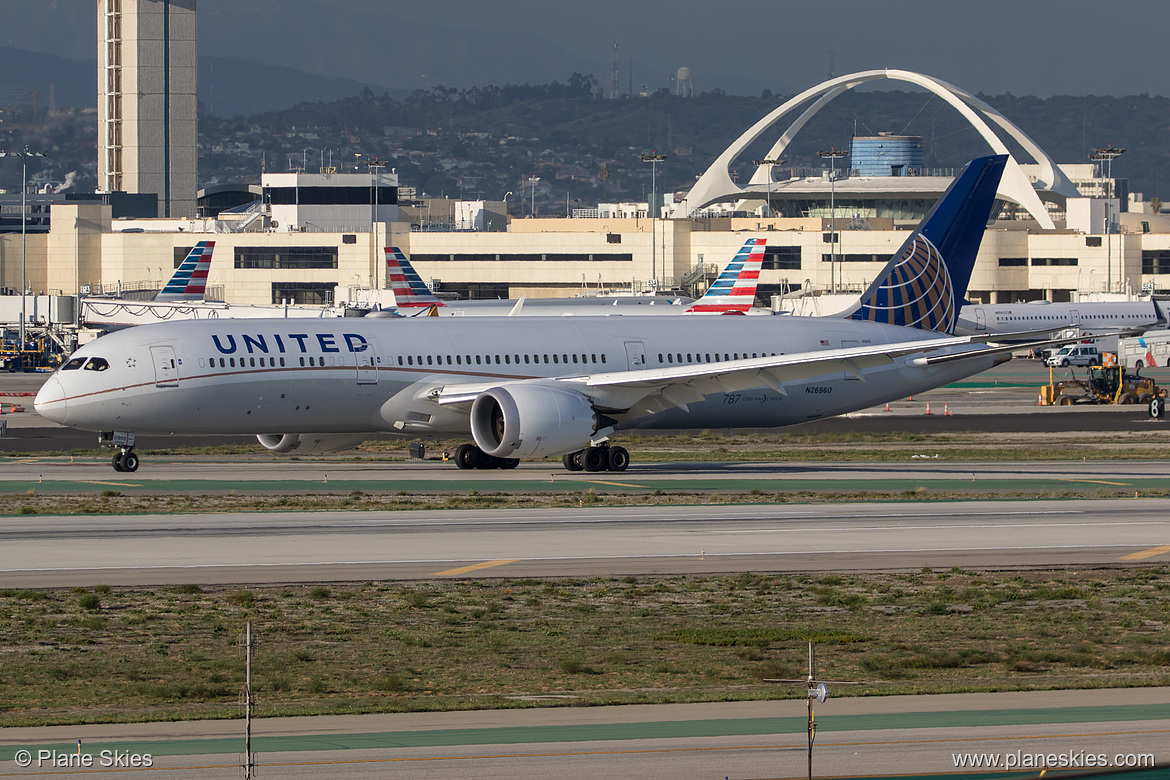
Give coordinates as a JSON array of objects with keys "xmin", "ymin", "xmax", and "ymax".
[
  {"xmin": 818, "ymin": 148, "xmax": 847, "ymax": 293},
  {"xmin": 0, "ymin": 146, "xmax": 49, "ymax": 360},
  {"xmin": 527, "ymin": 176, "xmax": 541, "ymax": 217},
  {"xmin": 639, "ymin": 152, "xmax": 668, "ymax": 289},
  {"xmin": 1089, "ymin": 146, "xmax": 1125, "ymax": 293},
  {"xmin": 364, "ymin": 157, "xmax": 389, "ymax": 289},
  {"xmin": 753, "ymin": 157, "xmax": 786, "ymax": 218}
]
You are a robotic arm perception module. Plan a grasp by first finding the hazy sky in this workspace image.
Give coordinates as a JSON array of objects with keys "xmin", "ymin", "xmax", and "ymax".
[{"xmin": 331, "ymin": 0, "xmax": 1169, "ymax": 98}]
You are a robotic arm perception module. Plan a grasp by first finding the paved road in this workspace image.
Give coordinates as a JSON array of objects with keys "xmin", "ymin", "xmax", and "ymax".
[
  {"xmin": 2, "ymin": 499, "xmax": 1168, "ymax": 587},
  {"xmin": 2, "ymin": 688, "xmax": 1166, "ymax": 778}
]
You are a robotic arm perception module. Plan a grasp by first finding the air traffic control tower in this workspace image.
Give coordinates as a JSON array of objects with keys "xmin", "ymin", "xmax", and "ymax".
[{"xmin": 98, "ymin": 0, "xmax": 198, "ymax": 219}]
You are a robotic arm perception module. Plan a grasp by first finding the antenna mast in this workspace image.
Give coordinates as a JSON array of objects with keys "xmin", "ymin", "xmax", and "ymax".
[{"xmin": 610, "ymin": 43, "xmax": 621, "ymax": 99}]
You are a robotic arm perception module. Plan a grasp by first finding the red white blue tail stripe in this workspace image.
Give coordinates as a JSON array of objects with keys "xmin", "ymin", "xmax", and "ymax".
[
  {"xmin": 385, "ymin": 247, "xmax": 444, "ymax": 308},
  {"xmin": 686, "ymin": 238, "xmax": 765, "ymax": 313},
  {"xmin": 155, "ymin": 241, "xmax": 213, "ymax": 302}
]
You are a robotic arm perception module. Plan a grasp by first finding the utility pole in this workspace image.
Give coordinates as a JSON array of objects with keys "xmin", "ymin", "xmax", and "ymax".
[
  {"xmin": 239, "ymin": 622, "xmax": 257, "ymax": 779},
  {"xmin": 0, "ymin": 147, "xmax": 49, "ymax": 361}
]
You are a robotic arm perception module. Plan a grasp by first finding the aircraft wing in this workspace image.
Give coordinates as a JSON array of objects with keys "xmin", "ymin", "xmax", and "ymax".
[{"xmin": 435, "ymin": 334, "xmax": 992, "ymax": 414}]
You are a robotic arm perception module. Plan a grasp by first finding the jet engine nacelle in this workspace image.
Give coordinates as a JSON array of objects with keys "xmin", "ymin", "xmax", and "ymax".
[
  {"xmin": 470, "ymin": 383, "xmax": 598, "ymax": 458},
  {"xmin": 256, "ymin": 433, "xmax": 367, "ymax": 454}
]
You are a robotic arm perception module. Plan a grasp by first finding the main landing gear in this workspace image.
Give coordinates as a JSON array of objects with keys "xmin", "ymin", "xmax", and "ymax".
[
  {"xmin": 111, "ymin": 448, "xmax": 139, "ymax": 473},
  {"xmin": 454, "ymin": 443, "xmax": 520, "ymax": 470},
  {"xmin": 562, "ymin": 443, "xmax": 629, "ymax": 473}
]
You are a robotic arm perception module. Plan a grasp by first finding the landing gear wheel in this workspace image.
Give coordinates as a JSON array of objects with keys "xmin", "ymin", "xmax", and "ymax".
[
  {"xmin": 112, "ymin": 452, "xmax": 125, "ymax": 472},
  {"xmin": 455, "ymin": 443, "xmax": 482, "ymax": 470},
  {"xmin": 582, "ymin": 446, "xmax": 607, "ymax": 472},
  {"xmin": 606, "ymin": 446, "xmax": 630, "ymax": 472},
  {"xmin": 120, "ymin": 451, "xmax": 140, "ymax": 472},
  {"xmin": 500, "ymin": 457, "xmax": 520, "ymax": 470},
  {"xmin": 563, "ymin": 451, "xmax": 584, "ymax": 471}
]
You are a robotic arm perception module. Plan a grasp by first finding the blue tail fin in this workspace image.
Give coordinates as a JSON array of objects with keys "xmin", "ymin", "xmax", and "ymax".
[{"xmin": 847, "ymin": 155, "xmax": 1007, "ymax": 333}]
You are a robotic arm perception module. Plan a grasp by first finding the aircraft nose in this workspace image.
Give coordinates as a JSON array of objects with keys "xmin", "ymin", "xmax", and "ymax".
[{"xmin": 34, "ymin": 375, "xmax": 68, "ymax": 424}]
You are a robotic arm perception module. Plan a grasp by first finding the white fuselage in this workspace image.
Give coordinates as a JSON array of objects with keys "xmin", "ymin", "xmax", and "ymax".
[
  {"xmin": 36, "ymin": 315, "xmax": 995, "ymax": 438},
  {"xmin": 955, "ymin": 300, "xmax": 1165, "ymax": 340}
]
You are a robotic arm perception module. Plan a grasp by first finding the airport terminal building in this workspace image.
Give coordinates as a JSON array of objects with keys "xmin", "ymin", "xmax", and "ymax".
[{"xmin": 4, "ymin": 58, "xmax": 1170, "ymax": 332}]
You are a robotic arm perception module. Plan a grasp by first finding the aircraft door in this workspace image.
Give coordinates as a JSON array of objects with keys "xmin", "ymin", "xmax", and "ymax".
[
  {"xmin": 149, "ymin": 345, "xmax": 179, "ymax": 388},
  {"xmin": 975, "ymin": 308, "xmax": 986, "ymax": 331},
  {"xmin": 355, "ymin": 335, "xmax": 378, "ymax": 385},
  {"xmin": 624, "ymin": 340, "xmax": 647, "ymax": 370}
]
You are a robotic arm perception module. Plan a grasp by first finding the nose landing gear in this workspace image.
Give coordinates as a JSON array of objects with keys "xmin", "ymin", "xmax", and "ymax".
[
  {"xmin": 100, "ymin": 431, "xmax": 140, "ymax": 472},
  {"xmin": 112, "ymin": 448, "xmax": 139, "ymax": 473}
]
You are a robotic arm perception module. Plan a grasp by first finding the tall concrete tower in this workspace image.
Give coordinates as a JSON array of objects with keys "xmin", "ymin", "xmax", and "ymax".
[{"xmin": 98, "ymin": 0, "xmax": 198, "ymax": 218}]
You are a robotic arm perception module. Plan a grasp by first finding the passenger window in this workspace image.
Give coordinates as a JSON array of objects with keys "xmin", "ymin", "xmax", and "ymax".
[
  {"xmin": 705, "ymin": 353, "xmax": 711, "ymax": 362},
  {"xmin": 250, "ymin": 358, "xmax": 256, "ymax": 367},
  {"xmin": 61, "ymin": 357, "xmax": 87, "ymax": 371},
  {"xmin": 446, "ymin": 356, "xmax": 452, "ymax": 365},
  {"xmin": 572, "ymin": 354, "xmax": 578, "ymax": 364},
  {"xmin": 397, "ymin": 356, "xmax": 403, "ymax": 365},
  {"xmin": 553, "ymin": 354, "xmax": 559, "ymax": 363},
  {"xmin": 505, "ymin": 355, "xmax": 511, "ymax": 364},
  {"xmin": 495, "ymin": 355, "xmax": 501, "ymax": 364},
  {"xmin": 309, "ymin": 357, "xmax": 316, "ymax": 366},
  {"xmin": 667, "ymin": 354, "xmax": 674, "ymax": 363},
  {"xmin": 591, "ymin": 354, "xmax": 597, "ymax": 363},
  {"xmin": 475, "ymin": 355, "xmax": 482, "ymax": 364},
  {"xmin": 601, "ymin": 354, "xmax": 606, "ymax": 364},
  {"xmin": 658, "ymin": 353, "xmax": 663, "ymax": 363},
  {"xmin": 280, "ymin": 357, "xmax": 286, "ymax": 367},
  {"xmin": 299, "ymin": 357, "xmax": 305, "ymax": 366},
  {"xmin": 524, "ymin": 355, "xmax": 530, "ymax": 364},
  {"xmin": 230, "ymin": 358, "xmax": 236, "ymax": 367},
  {"xmin": 220, "ymin": 358, "xmax": 226, "ymax": 367},
  {"xmin": 427, "ymin": 356, "xmax": 433, "ymax": 365},
  {"xmin": 544, "ymin": 355, "xmax": 549, "ymax": 363}
]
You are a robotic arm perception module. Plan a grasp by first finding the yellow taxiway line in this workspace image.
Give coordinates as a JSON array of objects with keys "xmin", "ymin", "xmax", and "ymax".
[{"xmin": 430, "ymin": 559, "xmax": 520, "ymax": 577}]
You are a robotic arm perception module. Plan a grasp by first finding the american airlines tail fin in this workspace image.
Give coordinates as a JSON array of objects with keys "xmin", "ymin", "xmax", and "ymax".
[
  {"xmin": 385, "ymin": 247, "xmax": 445, "ymax": 308},
  {"xmin": 155, "ymin": 241, "xmax": 214, "ymax": 302},
  {"xmin": 846, "ymin": 154, "xmax": 1007, "ymax": 334},
  {"xmin": 685, "ymin": 238, "xmax": 766, "ymax": 313}
]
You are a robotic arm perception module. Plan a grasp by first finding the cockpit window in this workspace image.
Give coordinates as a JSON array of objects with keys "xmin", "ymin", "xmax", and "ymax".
[
  {"xmin": 83, "ymin": 357, "xmax": 111, "ymax": 372},
  {"xmin": 61, "ymin": 357, "xmax": 87, "ymax": 371}
]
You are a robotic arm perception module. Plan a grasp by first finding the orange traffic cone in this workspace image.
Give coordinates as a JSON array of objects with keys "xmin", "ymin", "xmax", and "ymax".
[
  {"xmin": 925, "ymin": 402, "xmax": 932, "ymax": 415},
  {"xmin": 944, "ymin": 403, "xmax": 950, "ymax": 416}
]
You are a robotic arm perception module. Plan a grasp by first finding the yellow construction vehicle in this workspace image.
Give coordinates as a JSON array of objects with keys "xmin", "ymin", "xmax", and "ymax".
[{"xmin": 1040, "ymin": 358, "xmax": 1166, "ymax": 406}]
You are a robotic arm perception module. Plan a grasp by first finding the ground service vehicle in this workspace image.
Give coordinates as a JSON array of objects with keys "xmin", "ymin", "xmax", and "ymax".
[
  {"xmin": 1039, "ymin": 363, "xmax": 1165, "ymax": 406},
  {"xmin": 1045, "ymin": 344, "xmax": 1100, "ymax": 367}
]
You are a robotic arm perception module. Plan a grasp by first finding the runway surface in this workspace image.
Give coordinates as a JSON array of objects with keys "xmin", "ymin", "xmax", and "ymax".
[
  {"xmin": 3, "ymin": 455, "xmax": 1170, "ymax": 496},
  {"xmin": 2, "ymin": 498, "xmax": 1168, "ymax": 587},
  {"xmin": 2, "ymin": 688, "xmax": 1165, "ymax": 778}
]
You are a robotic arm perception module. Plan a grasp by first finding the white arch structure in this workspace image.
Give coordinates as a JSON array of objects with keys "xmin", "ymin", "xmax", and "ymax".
[{"xmin": 681, "ymin": 69, "xmax": 1079, "ymax": 229}]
